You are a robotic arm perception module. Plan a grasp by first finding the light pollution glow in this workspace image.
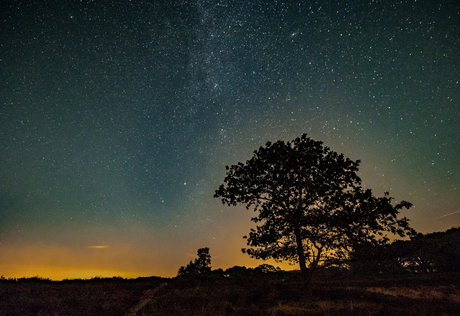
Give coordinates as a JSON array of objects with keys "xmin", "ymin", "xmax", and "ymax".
[{"xmin": 0, "ymin": 208, "xmax": 297, "ymax": 280}]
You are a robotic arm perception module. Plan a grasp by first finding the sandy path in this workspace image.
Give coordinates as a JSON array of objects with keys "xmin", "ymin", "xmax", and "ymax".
[{"xmin": 124, "ymin": 283, "xmax": 168, "ymax": 316}]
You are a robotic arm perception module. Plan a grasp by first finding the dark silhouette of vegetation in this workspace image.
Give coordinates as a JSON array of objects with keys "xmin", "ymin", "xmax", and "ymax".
[
  {"xmin": 215, "ymin": 134, "xmax": 416, "ymax": 282},
  {"xmin": 351, "ymin": 227, "xmax": 460, "ymax": 275},
  {"xmin": 254, "ymin": 263, "xmax": 281, "ymax": 273},
  {"xmin": 2, "ymin": 267, "xmax": 460, "ymax": 315},
  {"xmin": 177, "ymin": 247, "xmax": 212, "ymax": 277},
  {"xmin": 395, "ymin": 227, "xmax": 460, "ymax": 273},
  {"xmin": 0, "ymin": 276, "xmax": 167, "ymax": 316},
  {"xmin": 137, "ymin": 272, "xmax": 460, "ymax": 315},
  {"xmin": 206, "ymin": 264, "xmax": 283, "ymax": 278}
]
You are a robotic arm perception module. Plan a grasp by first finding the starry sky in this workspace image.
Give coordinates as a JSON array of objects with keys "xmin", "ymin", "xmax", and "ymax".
[{"xmin": 1, "ymin": 0, "xmax": 459, "ymax": 280}]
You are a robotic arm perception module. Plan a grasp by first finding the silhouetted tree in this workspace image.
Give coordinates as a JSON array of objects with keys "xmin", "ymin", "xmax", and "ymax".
[
  {"xmin": 215, "ymin": 134, "xmax": 416, "ymax": 282},
  {"xmin": 177, "ymin": 247, "xmax": 211, "ymax": 277}
]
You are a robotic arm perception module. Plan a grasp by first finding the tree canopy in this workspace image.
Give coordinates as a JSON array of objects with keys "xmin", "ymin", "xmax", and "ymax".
[{"xmin": 215, "ymin": 134, "xmax": 416, "ymax": 279}]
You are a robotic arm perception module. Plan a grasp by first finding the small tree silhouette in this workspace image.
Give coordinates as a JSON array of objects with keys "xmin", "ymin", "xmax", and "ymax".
[{"xmin": 177, "ymin": 247, "xmax": 211, "ymax": 277}]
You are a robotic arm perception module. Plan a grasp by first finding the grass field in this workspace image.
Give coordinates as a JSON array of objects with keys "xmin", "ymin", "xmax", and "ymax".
[{"xmin": 1, "ymin": 273, "xmax": 459, "ymax": 315}]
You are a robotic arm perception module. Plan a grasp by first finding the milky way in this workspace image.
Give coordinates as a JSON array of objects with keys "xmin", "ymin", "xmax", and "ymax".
[{"xmin": 1, "ymin": 1, "xmax": 459, "ymax": 279}]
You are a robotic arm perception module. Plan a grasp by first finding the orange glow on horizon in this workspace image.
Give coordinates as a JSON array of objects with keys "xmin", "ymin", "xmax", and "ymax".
[
  {"xmin": 0, "ymin": 242, "xmax": 174, "ymax": 280},
  {"xmin": 0, "ymin": 209, "xmax": 300, "ymax": 281},
  {"xmin": 0, "ymin": 239, "xmax": 298, "ymax": 280}
]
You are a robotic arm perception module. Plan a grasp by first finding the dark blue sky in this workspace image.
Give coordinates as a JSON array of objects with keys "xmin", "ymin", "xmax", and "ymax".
[{"xmin": 1, "ymin": 0, "xmax": 459, "ymax": 279}]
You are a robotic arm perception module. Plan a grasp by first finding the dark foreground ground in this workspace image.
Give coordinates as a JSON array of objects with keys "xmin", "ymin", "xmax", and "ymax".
[{"xmin": 1, "ymin": 273, "xmax": 460, "ymax": 315}]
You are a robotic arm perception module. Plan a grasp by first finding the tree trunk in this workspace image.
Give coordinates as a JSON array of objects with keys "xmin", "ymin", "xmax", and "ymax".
[
  {"xmin": 293, "ymin": 222, "xmax": 314, "ymax": 297},
  {"xmin": 293, "ymin": 223, "xmax": 307, "ymax": 273}
]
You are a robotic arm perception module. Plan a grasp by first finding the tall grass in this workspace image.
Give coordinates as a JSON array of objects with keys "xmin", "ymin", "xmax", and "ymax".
[{"xmin": 0, "ymin": 276, "xmax": 165, "ymax": 316}]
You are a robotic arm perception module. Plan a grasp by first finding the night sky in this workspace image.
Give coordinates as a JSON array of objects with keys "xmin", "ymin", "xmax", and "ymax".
[{"xmin": 1, "ymin": 1, "xmax": 459, "ymax": 280}]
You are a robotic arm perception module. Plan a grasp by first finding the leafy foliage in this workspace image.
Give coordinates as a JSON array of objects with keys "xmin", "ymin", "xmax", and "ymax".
[
  {"xmin": 177, "ymin": 247, "xmax": 212, "ymax": 277},
  {"xmin": 215, "ymin": 134, "xmax": 416, "ymax": 277}
]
